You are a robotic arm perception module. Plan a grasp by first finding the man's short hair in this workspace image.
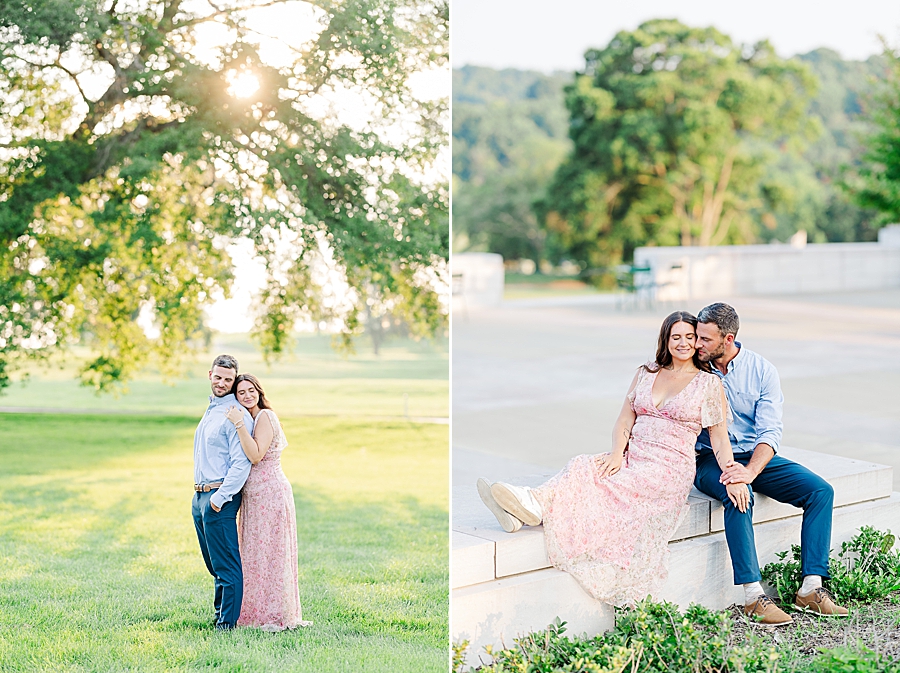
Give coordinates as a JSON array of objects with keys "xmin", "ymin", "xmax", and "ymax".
[
  {"xmin": 211, "ymin": 354, "xmax": 239, "ymax": 372},
  {"xmin": 697, "ymin": 303, "xmax": 740, "ymax": 337}
]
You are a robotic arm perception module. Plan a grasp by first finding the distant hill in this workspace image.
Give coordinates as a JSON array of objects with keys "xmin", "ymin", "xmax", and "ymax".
[{"xmin": 451, "ymin": 67, "xmax": 572, "ymax": 258}]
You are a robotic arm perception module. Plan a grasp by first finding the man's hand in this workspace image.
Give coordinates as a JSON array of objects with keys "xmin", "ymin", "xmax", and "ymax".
[
  {"xmin": 210, "ymin": 501, "xmax": 221, "ymax": 512},
  {"xmin": 720, "ymin": 462, "xmax": 755, "ymax": 485},
  {"xmin": 725, "ymin": 482, "xmax": 750, "ymax": 513}
]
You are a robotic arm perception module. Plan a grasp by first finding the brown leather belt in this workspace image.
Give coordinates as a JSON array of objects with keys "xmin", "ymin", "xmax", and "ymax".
[{"xmin": 194, "ymin": 482, "xmax": 223, "ymax": 492}]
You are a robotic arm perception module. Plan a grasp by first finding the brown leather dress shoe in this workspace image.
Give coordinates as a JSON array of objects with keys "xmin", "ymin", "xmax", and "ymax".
[
  {"xmin": 793, "ymin": 587, "xmax": 849, "ymax": 617},
  {"xmin": 744, "ymin": 594, "xmax": 793, "ymax": 625}
]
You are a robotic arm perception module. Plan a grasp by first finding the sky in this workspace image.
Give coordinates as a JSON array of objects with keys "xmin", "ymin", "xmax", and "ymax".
[{"xmin": 451, "ymin": 0, "xmax": 900, "ymax": 72}]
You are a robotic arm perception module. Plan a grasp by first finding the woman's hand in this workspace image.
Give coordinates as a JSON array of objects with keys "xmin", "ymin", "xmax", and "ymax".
[
  {"xmin": 726, "ymin": 482, "xmax": 750, "ymax": 513},
  {"xmin": 224, "ymin": 406, "xmax": 244, "ymax": 425},
  {"xmin": 595, "ymin": 452, "xmax": 623, "ymax": 479}
]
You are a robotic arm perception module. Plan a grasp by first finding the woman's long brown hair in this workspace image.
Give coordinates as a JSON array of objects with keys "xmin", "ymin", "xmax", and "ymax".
[
  {"xmin": 642, "ymin": 311, "xmax": 711, "ymax": 373},
  {"xmin": 233, "ymin": 373, "xmax": 275, "ymax": 413}
]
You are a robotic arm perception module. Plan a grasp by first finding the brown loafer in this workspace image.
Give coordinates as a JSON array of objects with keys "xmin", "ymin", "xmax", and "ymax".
[
  {"xmin": 793, "ymin": 587, "xmax": 849, "ymax": 617},
  {"xmin": 744, "ymin": 594, "xmax": 793, "ymax": 626}
]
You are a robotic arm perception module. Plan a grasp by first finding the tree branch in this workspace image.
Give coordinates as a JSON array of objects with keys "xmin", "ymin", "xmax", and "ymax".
[
  {"xmin": 120, "ymin": 21, "xmax": 146, "ymax": 72},
  {"xmin": 94, "ymin": 40, "xmax": 126, "ymax": 80},
  {"xmin": 710, "ymin": 209, "xmax": 736, "ymax": 247},
  {"xmin": 171, "ymin": 0, "xmax": 289, "ymax": 30},
  {"xmin": 54, "ymin": 57, "xmax": 90, "ymax": 103},
  {"xmin": 5, "ymin": 54, "xmax": 91, "ymax": 104},
  {"xmin": 699, "ymin": 147, "xmax": 737, "ymax": 246},
  {"xmin": 158, "ymin": 0, "xmax": 184, "ymax": 33}
]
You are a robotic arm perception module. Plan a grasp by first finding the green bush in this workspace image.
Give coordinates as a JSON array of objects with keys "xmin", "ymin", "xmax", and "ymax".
[
  {"xmin": 761, "ymin": 544, "xmax": 804, "ymax": 604},
  {"xmin": 762, "ymin": 527, "xmax": 900, "ymax": 605},
  {"xmin": 807, "ymin": 645, "xmax": 900, "ymax": 673},
  {"xmin": 829, "ymin": 527, "xmax": 900, "ymax": 603}
]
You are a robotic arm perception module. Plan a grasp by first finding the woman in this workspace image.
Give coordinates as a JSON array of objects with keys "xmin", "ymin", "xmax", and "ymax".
[
  {"xmin": 478, "ymin": 311, "xmax": 749, "ymax": 606},
  {"xmin": 224, "ymin": 374, "xmax": 311, "ymax": 630}
]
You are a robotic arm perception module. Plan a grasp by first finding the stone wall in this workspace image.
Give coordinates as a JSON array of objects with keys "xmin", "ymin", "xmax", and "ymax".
[
  {"xmin": 634, "ymin": 225, "xmax": 900, "ymax": 302},
  {"xmin": 452, "ymin": 252, "xmax": 505, "ymax": 306}
]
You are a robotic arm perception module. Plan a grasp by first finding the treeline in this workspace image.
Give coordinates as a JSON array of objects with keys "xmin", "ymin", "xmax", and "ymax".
[{"xmin": 452, "ymin": 20, "xmax": 894, "ymax": 278}]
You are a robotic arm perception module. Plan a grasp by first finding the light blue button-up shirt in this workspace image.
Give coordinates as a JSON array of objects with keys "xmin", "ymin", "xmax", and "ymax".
[
  {"xmin": 193, "ymin": 393, "xmax": 254, "ymax": 509},
  {"xmin": 696, "ymin": 343, "xmax": 783, "ymax": 456}
]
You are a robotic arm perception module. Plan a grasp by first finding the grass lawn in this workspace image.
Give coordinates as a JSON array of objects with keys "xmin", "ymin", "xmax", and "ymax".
[
  {"xmin": 4, "ymin": 333, "xmax": 449, "ymax": 419},
  {"xmin": 729, "ymin": 595, "xmax": 900, "ymax": 670},
  {"xmin": 0, "ymin": 413, "xmax": 449, "ymax": 672},
  {"xmin": 502, "ymin": 274, "xmax": 608, "ymax": 301}
]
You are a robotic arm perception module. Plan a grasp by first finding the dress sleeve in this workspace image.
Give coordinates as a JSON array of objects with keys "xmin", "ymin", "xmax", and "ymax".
[
  {"xmin": 700, "ymin": 374, "xmax": 731, "ymax": 428},
  {"xmin": 627, "ymin": 366, "xmax": 646, "ymax": 404},
  {"xmin": 266, "ymin": 409, "xmax": 288, "ymax": 449}
]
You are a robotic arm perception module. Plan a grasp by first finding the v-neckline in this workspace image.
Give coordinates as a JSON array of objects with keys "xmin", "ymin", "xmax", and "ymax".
[{"xmin": 649, "ymin": 368, "xmax": 702, "ymax": 411}]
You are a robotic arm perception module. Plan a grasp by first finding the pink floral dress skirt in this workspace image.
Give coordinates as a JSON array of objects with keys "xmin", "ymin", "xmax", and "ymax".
[
  {"xmin": 237, "ymin": 409, "xmax": 311, "ymax": 630},
  {"xmin": 531, "ymin": 366, "xmax": 726, "ymax": 606}
]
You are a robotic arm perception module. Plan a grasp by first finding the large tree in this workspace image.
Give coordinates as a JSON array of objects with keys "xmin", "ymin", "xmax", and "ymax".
[
  {"xmin": 852, "ymin": 42, "xmax": 900, "ymax": 225},
  {"xmin": 0, "ymin": 0, "xmax": 448, "ymax": 391},
  {"xmin": 537, "ymin": 19, "xmax": 817, "ymax": 276}
]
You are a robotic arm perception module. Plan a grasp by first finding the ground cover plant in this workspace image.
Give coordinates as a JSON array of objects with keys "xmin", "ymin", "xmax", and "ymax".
[
  {"xmin": 455, "ymin": 600, "xmax": 781, "ymax": 673},
  {"xmin": 0, "ymin": 412, "xmax": 448, "ymax": 672},
  {"xmin": 455, "ymin": 593, "xmax": 900, "ymax": 673}
]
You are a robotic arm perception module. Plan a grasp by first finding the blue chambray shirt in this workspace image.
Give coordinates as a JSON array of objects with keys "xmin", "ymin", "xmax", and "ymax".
[
  {"xmin": 193, "ymin": 393, "xmax": 254, "ymax": 509},
  {"xmin": 695, "ymin": 343, "xmax": 783, "ymax": 456}
]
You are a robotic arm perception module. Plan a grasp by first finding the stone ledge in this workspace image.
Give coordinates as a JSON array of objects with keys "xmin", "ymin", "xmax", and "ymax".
[
  {"xmin": 453, "ymin": 492, "xmax": 900, "ymax": 663},
  {"xmin": 707, "ymin": 447, "xmax": 893, "ymax": 531},
  {"xmin": 452, "ymin": 530, "xmax": 495, "ymax": 589},
  {"xmin": 452, "ymin": 567, "xmax": 616, "ymax": 659},
  {"xmin": 452, "ymin": 446, "xmax": 892, "ymax": 589}
]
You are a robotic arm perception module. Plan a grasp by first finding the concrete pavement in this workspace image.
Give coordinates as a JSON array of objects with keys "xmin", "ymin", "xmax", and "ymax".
[{"xmin": 452, "ymin": 289, "xmax": 900, "ymax": 501}]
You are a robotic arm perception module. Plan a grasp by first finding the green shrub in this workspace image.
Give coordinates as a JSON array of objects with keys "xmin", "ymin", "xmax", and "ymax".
[
  {"xmin": 452, "ymin": 639, "xmax": 469, "ymax": 673},
  {"xmin": 762, "ymin": 527, "xmax": 900, "ymax": 605},
  {"xmin": 829, "ymin": 527, "xmax": 900, "ymax": 603},
  {"xmin": 761, "ymin": 544, "xmax": 804, "ymax": 604},
  {"xmin": 806, "ymin": 645, "xmax": 900, "ymax": 673}
]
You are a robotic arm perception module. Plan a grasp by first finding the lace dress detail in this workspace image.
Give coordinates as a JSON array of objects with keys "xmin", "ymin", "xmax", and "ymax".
[
  {"xmin": 237, "ymin": 409, "xmax": 311, "ymax": 630},
  {"xmin": 531, "ymin": 366, "xmax": 726, "ymax": 606}
]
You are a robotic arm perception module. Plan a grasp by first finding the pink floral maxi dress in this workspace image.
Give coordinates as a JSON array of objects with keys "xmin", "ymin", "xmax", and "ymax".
[
  {"xmin": 531, "ymin": 367, "xmax": 726, "ymax": 606},
  {"xmin": 237, "ymin": 409, "xmax": 309, "ymax": 630}
]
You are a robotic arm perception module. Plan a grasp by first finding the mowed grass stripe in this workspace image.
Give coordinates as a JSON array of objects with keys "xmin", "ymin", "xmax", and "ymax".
[
  {"xmin": 2, "ymin": 377, "xmax": 449, "ymax": 419},
  {"xmin": 0, "ymin": 414, "xmax": 448, "ymax": 672}
]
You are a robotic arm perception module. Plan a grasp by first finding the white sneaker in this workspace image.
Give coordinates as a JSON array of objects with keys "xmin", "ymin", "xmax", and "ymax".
[
  {"xmin": 491, "ymin": 482, "xmax": 542, "ymax": 527},
  {"xmin": 477, "ymin": 478, "xmax": 523, "ymax": 533}
]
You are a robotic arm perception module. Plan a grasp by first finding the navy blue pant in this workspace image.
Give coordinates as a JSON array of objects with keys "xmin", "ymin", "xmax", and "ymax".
[
  {"xmin": 192, "ymin": 490, "xmax": 243, "ymax": 627},
  {"xmin": 694, "ymin": 450, "xmax": 833, "ymax": 585}
]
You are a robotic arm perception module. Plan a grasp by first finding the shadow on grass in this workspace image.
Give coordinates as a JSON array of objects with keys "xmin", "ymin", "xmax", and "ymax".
[
  {"xmin": 0, "ymin": 413, "xmax": 198, "ymax": 475},
  {"xmin": 0, "ymin": 471, "xmax": 448, "ymax": 672}
]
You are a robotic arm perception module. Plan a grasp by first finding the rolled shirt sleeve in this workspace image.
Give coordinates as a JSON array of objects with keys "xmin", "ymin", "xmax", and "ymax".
[
  {"xmin": 209, "ymin": 408, "xmax": 254, "ymax": 509},
  {"xmin": 753, "ymin": 361, "xmax": 784, "ymax": 453}
]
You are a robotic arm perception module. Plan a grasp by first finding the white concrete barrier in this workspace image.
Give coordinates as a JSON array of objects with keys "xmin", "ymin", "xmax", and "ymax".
[
  {"xmin": 633, "ymin": 225, "xmax": 900, "ymax": 302},
  {"xmin": 452, "ymin": 447, "xmax": 899, "ymax": 665},
  {"xmin": 452, "ymin": 252, "xmax": 504, "ymax": 307}
]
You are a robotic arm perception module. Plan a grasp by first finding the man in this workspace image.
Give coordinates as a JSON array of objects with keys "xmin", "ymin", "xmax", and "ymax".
[
  {"xmin": 693, "ymin": 303, "xmax": 848, "ymax": 625},
  {"xmin": 192, "ymin": 354, "xmax": 254, "ymax": 630}
]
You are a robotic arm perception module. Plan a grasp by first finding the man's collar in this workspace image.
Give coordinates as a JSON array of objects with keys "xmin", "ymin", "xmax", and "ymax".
[
  {"xmin": 208, "ymin": 393, "xmax": 236, "ymax": 405},
  {"xmin": 726, "ymin": 341, "xmax": 743, "ymax": 372}
]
